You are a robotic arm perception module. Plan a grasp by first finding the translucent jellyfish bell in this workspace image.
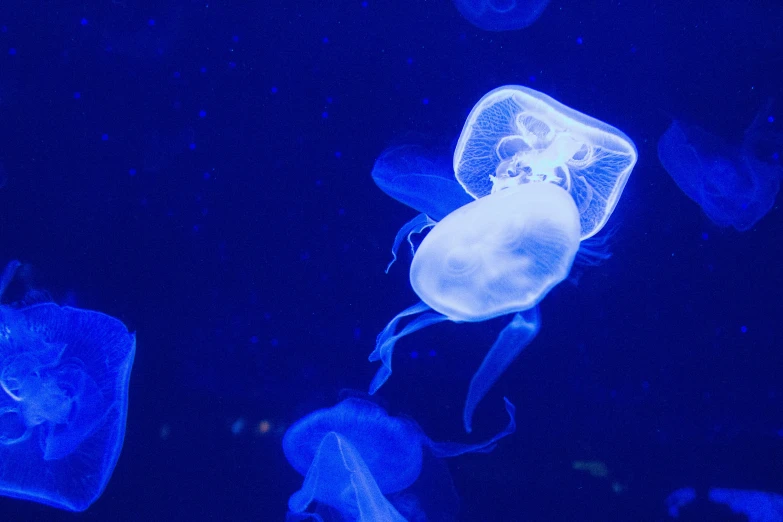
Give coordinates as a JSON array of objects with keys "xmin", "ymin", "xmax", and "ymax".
[
  {"xmin": 370, "ymin": 86, "xmax": 636, "ymax": 432},
  {"xmin": 410, "ymin": 181, "xmax": 580, "ymax": 322},
  {"xmin": 0, "ymin": 261, "xmax": 135, "ymax": 512},
  {"xmin": 283, "ymin": 397, "xmax": 515, "ymax": 521},
  {"xmin": 453, "ymin": 85, "xmax": 638, "ymax": 239},
  {"xmin": 657, "ymin": 102, "xmax": 782, "ymax": 231}
]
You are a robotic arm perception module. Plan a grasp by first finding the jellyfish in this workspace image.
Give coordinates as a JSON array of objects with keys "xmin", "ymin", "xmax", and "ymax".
[
  {"xmin": 665, "ymin": 487, "xmax": 783, "ymax": 521},
  {"xmin": 370, "ymin": 86, "xmax": 637, "ymax": 431},
  {"xmin": 0, "ymin": 260, "xmax": 136, "ymax": 511},
  {"xmin": 707, "ymin": 488, "xmax": 783, "ymax": 521},
  {"xmin": 658, "ymin": 102, "xmax": 782, "ymax": 231},
  {"xmin": 283, "ymin": 396, "xmax": 515, "ymax": 521},
  {"xmin": 452, "ymin": 0, "xmax": 551, "ymax": 32}
]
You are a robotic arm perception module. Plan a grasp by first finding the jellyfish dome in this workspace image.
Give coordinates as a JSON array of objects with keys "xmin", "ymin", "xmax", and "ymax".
[
  {"xmin": 453, "ymin": 85, "xmax": 638, "ymax": 239},
  {"xmin": 0, "ymin": 261, "xmax": 135, "ymax": 512},
  {"xmin": 283, "ymin": 397, "xmax": 515, "ymax": 520},
  {"xmin": 410, "ymin": 180, "xmax": 581, "ymax": 321}
]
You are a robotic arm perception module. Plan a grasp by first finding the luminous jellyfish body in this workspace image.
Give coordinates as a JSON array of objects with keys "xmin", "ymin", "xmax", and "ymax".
[
  {"xmin": 657, "ymin": 105, "xmax": 782, "ymax": 231},
  {"xmin": 410, "ymin": 181, "xmax": 580, "ymax": 321},
  {"xmin": 283, "ymin": 397, "xmax": 516, "ymax": 521},
  {"xmin": 708, "ymin": 488, "xmax": 783, "ymax": 521},
  {"xmin": 454, "ymin": 85, "xmax": 637, "ymax": 240},
  {"xmin": 452, "ymin": 0, "xmax": 551, "ymax": 32},
  {"xmin": 0, "ymin": 261, "xmax": 135, "ymax": 511},
  {"xmin": 370, "ymin": 85, "xmax": 637, "ymax": 432}
]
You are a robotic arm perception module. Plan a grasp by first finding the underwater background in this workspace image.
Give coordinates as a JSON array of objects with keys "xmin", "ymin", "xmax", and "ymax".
[{"xmin": 0, "ymin": 0, "xmax": 782, "ymax": 520}]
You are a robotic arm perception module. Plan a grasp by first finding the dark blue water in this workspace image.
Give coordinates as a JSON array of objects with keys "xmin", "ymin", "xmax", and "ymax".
[{"xmin": 0, "ymin": 0, "xmax": 781, "ymax": 520}]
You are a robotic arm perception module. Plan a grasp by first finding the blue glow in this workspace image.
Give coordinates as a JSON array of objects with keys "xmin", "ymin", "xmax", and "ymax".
[{"xmin": 0, "ymin": 261, "xmax": 135, "ymax": 512}]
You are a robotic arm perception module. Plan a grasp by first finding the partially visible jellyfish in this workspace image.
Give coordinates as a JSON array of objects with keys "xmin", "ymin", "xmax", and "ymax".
[
  {"xmin": 658, "ymin": 102, "xmax": 782, "ymax": 231},
  {"xmin": 452, "ymin": 0, "xmax": 551, "ymax": 32},
  {"xmin": 708, "ymin": 488, "xmax": 783, "ymax": 521},
  {"xmin": 370, "ymin": 86, "xmax": 636, "ymax": 432},
  {"xmin": 283, "ymin": 396, "xmax": 516, "ymax": 521},
  {"xmin": 0, "ymin": 260, "xmax": 136, "ymax": 511},
  {"xmin": 666, "ymin": 487, "xmax": 783, "ymax": 521}
]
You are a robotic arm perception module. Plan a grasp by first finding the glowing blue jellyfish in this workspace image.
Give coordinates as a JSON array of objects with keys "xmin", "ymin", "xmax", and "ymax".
[
  {"xmin": 666, "ymin": 487, "xmax": 783, "ymax": 521},
  {"xmin": 452, "ymin": 0, "xmax": 551, "ymax": 32},
  {"xmin": 370, "ymin": 86, "xmax": 637, "ymax": 431},
  {"xmin": 0, "ymin": 261, "xmax": 135, "ymax": 511},
  {"xmin": 283, "ymin": 396, "xmax": 515, "ymax": 521},
  {"xmin": 658, "ymin": 102, "xmax": 782, "ymax": 231},
  {"xmin": 708, "ymin": 488, "xmax": 783, "ymax": 521}
]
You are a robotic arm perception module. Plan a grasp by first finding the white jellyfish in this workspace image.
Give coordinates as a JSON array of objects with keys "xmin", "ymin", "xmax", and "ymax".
[{"xmin": 370, "ymin": 86, "xmax": 637, "ymax": 431}]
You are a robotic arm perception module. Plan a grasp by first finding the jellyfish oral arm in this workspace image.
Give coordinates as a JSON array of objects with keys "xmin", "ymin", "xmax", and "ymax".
[
  {"xmin": 463, "ymin": 307, "xmax": 541, "ymax": 432},
  {"xmin": 385, "ymin": 213, "xmax": 436, "ymax": 274},
  {"xmin": 429, "ymin": 397, "xmax": 516, "ymax": 457},
  {"xmin": 368, "ymin": 301, "xmax": 449, "ymax": 394}
]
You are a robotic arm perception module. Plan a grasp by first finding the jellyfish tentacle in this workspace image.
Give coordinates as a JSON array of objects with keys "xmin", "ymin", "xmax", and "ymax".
[
  {"xmin": 463, "ymin": 307, "xmax": 540, "ymax": 432},
  {"xmin": 369, "ymin": 302, "xmax": 448, "ymax": 394},
  {"xmin": 429, "ymin": 397, "xmax": 516, "ymax": 457},
  {"xmin": 385, "ymin": 214, "xmax": 436, "ymax": 274}
]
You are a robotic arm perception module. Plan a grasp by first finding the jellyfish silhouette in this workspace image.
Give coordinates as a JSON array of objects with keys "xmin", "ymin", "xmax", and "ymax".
[
  {"xmin": 658, "ymin": 101, "xmax": 782, "ymax": 231},
  {"xmin": 370, "ymin": 86, "xmax": 637, "ymax": 431},
  {"xmin": 284, "ymin": 396, "xmax": 515, "ymax": 521},
  {"xmin": 452, "ymin": 0, "xmax": 551, "ymax": 32},
  {"xmin": 0, "ymin": 260, "xmax": 135, "ymax": 511}
]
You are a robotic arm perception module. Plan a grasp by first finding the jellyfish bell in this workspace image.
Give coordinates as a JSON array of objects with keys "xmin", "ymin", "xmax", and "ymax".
[
  {"xmin": 454, "ymin": 85, "xmax": 638, "ymax": 240},
  {"xmin": 410, "ymin": 180, "xmax": 581, "ymax": 322},
  {"xmin": 283, "ymin": 397, "xmax": 515, "ymax": 520}
]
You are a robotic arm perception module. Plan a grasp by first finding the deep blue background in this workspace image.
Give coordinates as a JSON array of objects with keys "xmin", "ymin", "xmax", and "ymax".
[{"xmin": 0, "ymin": 0, "xmax": 781, "ymax": 520}]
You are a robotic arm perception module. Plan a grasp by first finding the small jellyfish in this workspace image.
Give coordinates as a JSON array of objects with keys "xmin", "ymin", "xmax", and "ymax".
[
  {"xmin": 453, "ymin": 0, "xmax": 551, "ymax": 32},
  {"xmin": 658, "ymin": 102, "xmax": 782, "ymax": 231},
  {"xmin": 0, "ymin": 261, "xmax": 135, "ymax": 511},
  {"xmin": 283, "ymin": 396, "xmax": 515, "ymax": 521},
  {"xmin": 370, "ymin": 86, "xmax": 636, "ymax": 431}
]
